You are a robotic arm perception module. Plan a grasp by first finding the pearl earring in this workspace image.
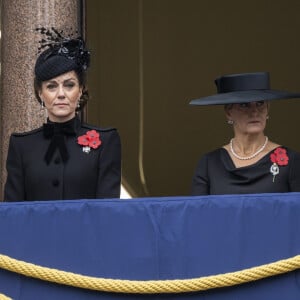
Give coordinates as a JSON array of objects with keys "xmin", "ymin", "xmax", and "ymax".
[{"xmin": 227, "ymin": 120, "xmax": 234, "ymax": 125}]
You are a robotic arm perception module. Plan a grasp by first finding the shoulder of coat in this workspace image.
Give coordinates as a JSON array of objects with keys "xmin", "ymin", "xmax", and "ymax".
[
  {"xmin": 81, "ymin": 123, "xmax": 117, "ymax": 132},
  {"xmin": 11, "ymin": 127, "xmax": 43, "ymax": 137}
]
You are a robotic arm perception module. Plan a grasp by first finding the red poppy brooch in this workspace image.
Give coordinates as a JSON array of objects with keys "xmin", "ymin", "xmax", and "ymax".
[
  {"xmin": 77, "ymin": 130, "xmax": 101, "ymax": 153},
  {"xmin": 270, "ymin": 147, "xmax": 288, "ymax": 182}
]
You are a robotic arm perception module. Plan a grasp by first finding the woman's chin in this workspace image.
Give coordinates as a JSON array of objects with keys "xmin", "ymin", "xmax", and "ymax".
[{"xmin": 49, "ymin": 111, "xmax": 75, "ymax": 122}]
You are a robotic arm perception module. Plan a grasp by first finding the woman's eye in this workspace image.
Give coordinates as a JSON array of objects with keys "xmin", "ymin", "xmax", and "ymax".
[
  {"xmin": 256, "ymin": 101, "xmax": 265, "ymax": 107},
  {"xmin": 64, "ymin": 83, "xmax": 76, "ymax": 88},
  {"xmin": 46, "ymin": 84, "xmax": 56, "ymax": 90},
  {"xmin": 239, "ymin": 103, "xmax": 248, "ymax": 108}
]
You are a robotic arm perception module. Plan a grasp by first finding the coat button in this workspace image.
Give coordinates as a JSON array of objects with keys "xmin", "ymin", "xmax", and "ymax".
[
  {"xmin": 54, "ymin": 157, "xmax": 61, "ymax": 164},
  {"xmin": 52, "ymin": 179, "xmax": 60, "ymax": 187}
]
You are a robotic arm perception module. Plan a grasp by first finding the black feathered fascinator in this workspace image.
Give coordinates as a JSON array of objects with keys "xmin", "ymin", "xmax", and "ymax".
[{"xmin": 34, "ymin": 27, "xmax": 90, "ymax": 81}]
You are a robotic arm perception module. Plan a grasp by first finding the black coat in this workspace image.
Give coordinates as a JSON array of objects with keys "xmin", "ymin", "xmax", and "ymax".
[
  {"xmin": 4, "ymin": 117, "xmax": 121, "ymax": 201},
  {"xmin": 191, "ymin": 147, "xmax": 300, "ymax": 195}
]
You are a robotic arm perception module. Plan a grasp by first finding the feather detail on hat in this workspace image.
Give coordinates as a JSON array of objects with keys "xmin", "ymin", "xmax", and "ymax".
[{"xmin": 34, "ymin": 27, "xmax": 90, "ymax": 81}]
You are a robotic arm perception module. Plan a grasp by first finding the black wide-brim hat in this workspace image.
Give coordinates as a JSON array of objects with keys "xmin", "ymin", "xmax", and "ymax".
[{"xmin": 189, "ymin": 72, "xmax": 300, "ymax": 106}]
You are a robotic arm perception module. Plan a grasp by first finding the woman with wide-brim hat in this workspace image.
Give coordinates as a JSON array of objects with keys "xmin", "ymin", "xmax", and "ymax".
[{"xmin": 190, "ymin": 72, "xmax": 300, "ymax": 195}]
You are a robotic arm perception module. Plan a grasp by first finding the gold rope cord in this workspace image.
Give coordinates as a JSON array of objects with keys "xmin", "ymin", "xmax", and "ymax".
[
  {"xmin": 0, "ymin": 294, "xmax": 12, "ymax": 300},
  {"xmin": 0, "ymin": 254, "xmax": 300, "ymax": 294}
]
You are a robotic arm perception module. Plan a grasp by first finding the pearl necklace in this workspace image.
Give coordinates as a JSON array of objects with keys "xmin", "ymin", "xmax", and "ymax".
[{"xmin": 230, "ymin": 136, "xmax": 269, "ymax": 160}]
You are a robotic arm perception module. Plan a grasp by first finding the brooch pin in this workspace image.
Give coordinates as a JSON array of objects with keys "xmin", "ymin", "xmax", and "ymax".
[
  {"xmin": 77, "ymin": 130, "xmax": 101, "ymax": 153},
  {"xmin": 270, "ymin": 147, "xmax": 288, "ymax": 182}
]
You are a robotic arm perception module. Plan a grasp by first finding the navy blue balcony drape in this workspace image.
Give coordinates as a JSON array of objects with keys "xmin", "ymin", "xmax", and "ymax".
[{"xmin": 0, "ymin": 193, "xmax": 300, "ymax": 299}]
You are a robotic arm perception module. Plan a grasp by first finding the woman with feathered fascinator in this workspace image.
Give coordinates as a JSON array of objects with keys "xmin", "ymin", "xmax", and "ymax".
[{"xmin": 4, "ymin": 27, "xmax": 121, "ymax": 201}]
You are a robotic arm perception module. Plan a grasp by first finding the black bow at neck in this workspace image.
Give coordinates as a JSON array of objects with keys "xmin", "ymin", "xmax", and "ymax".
[{"xmin": 43, "ymin": 117, "xmax": 77, "ymax": 165}]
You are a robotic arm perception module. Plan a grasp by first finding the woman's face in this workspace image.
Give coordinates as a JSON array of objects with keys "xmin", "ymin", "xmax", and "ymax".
[
  {"xmin": 225, "ymin": 101, "xmax": 269, "ymax": 135},
  {"xmin": 39, "ymin": 70, "xmax": 82, "ymax": 123}
]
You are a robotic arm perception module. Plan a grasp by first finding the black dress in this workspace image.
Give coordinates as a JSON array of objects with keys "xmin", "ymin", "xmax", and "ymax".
[
  {"xmin": 4, "ymin": 116, "xmax": 121, "ymax": 201},
  {"xmin": 191, "ymin": 147, "xmax": 300, "ymax": 195}
]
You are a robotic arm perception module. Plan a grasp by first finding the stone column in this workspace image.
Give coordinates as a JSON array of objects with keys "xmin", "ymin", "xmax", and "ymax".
[{"xmin": 0, "ymin": 0, "xmax": 82, "ymax": 199}]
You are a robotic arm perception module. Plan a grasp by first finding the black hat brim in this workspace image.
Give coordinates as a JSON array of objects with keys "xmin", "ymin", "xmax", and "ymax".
[{"xmin": 189, "ymin": 90, "xmax": 300, "ymax": 106}]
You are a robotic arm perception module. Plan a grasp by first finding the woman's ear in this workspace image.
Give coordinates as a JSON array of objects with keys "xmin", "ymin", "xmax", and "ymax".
[
  {"xmin": 79, "ymin": 86, "xmax": 83, "ymax": 98},
  {"xmin": 224, "ymin": 105, "xmax": 232, "ymax": 120},
  {"xmin": 224, "ymin": 105, "xmax": 235, "ymax": 125},
  {"xmin": 38, "ymin": 90, "xmax": 42, "ymax": 98}
]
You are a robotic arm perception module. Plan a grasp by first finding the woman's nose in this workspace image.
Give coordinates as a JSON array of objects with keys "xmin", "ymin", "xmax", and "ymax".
[
  {"xmin": 249, "ymin": 103, "xmax": 259, "ymax": 112},
  {"xmin": 57, "ymin": 85, "xmax": 65, "ymax": 98}
]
